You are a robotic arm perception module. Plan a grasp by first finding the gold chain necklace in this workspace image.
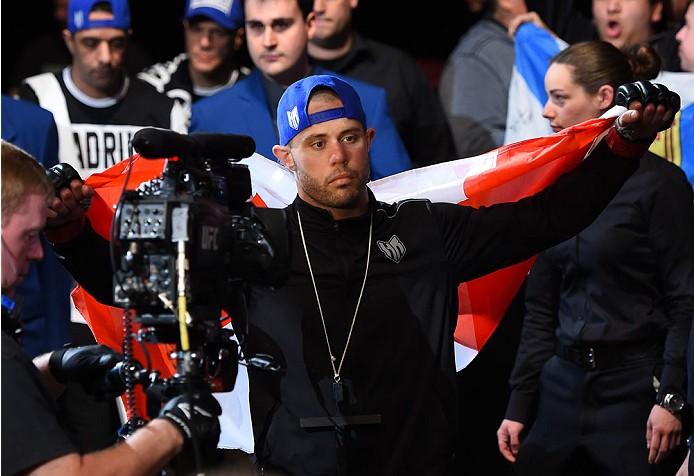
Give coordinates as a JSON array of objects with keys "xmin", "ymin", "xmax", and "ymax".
[{"xmin": 297, "ymin": 210, "xmax": 373, "ymax": 383}]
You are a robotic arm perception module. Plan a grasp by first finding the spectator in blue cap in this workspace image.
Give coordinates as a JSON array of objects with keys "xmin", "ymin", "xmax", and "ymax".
[
  {"xmin": 7, "ymin": 0, "xmax": 153, "ymax": 98},
  {"xmin": 63, "ymin": 0, "xmax": 132, "ymax": 98},
  {"xmin": 18, "ymin": 0, "xmax": 187, "ymax": 179},
  {"xmin": 138, "ymin": 0, "xmax": 251, "ymax": 113}
]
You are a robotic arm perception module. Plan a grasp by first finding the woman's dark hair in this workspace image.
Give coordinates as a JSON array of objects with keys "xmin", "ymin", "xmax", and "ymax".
[{"xmin": 549, "ymin": 40, "xmax": 661, "ymax": 105}]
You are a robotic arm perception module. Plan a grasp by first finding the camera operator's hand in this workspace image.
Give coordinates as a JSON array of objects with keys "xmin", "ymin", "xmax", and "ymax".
[
  {"xmin": 49, "ymin": 344, "xmax": 125, "ymax": 397},
  {"xmin": 158, "ymin": 391, "xmax": 222, "ymax": 448}
]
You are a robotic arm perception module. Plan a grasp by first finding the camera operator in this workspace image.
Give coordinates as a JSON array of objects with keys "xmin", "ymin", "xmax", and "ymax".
[
  {"xmin": 43, "ymin": 76, "xmax": 680, "ymax": 475},
  {"xmin": 1, "ymin": 140, "xmax": 222, "ymax": 476}
]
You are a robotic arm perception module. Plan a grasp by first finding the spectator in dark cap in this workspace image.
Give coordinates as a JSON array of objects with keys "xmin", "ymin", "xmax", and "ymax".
[{"xmin": 138, "ymin": 0, "xmax": 251, "ymax": 112}]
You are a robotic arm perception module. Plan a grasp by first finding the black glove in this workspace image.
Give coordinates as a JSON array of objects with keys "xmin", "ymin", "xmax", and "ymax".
[
  {"xmin": 46, "ymin": 163, "xmax": 82, "ymax": 196},
  {"xmin": 46, "ymin": 163, "xmax": 91, "ymax": 210},
  {"xmin": 49, "ymin": 344, "xmax": 125, "ymax": 397},
  {"xmin": 615, "ymin": 81, "xmax": 681, "ymax": 140},
  {"xmin": 158, "ymin": 391, "xmax": 222, "ymax": 446}
]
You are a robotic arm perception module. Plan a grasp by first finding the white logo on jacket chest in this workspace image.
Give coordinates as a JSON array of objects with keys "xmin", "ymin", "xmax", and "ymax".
[{"xmin": 377, "ymin": 235, "xmax": 406, "ymax": 263}]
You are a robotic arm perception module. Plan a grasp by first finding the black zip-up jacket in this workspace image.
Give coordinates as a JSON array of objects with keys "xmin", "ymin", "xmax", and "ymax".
[{"xmin": 53, "ymin": 140, "xmax": 637, "ymax": 475}]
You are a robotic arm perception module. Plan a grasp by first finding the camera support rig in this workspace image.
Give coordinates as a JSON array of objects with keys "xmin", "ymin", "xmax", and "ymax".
[{"xmin": 109, "ymin": 129, "xmax": 289, "ymax": 469}]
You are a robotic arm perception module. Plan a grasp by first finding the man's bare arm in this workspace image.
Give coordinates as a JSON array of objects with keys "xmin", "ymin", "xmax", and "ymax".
[{"xmin": 23, "ymin": 419, "xmax": 184, "ymax": 476}]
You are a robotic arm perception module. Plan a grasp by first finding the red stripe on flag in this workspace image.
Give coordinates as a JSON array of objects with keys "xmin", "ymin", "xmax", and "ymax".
[
  {"xmin": 72, "ymin": 285, "xmax": 176, "ymax": 419},
  {"xmin": 252, "ymin": 194, "xmax": 268, "ymax": 207},
  {"xmin": 454, "ymin": 117, "xmax": 613, "ymax": 354}
]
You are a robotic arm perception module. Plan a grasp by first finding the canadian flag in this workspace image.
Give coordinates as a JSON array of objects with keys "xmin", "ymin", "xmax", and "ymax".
[{"xmin": 73, "ymin": 110, "xmax": 621, "ymax": 451}]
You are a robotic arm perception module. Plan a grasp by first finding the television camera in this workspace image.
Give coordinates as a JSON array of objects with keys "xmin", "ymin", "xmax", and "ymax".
[{"xmin": 50, "ymin": 128, "xmax": 289, "ymax": 461}]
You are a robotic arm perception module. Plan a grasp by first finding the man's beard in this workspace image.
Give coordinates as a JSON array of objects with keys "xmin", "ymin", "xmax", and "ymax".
[
  {"xmin": 295, "ymin": 162, "xmax": 369, "ymax": 211},
  {"xmin": 88, "ymin": 66, "xmax": 122, "ymax": 94},
  {"xmin": 310, "ymin": 21, "xmax": 352, "ymax": 50}
]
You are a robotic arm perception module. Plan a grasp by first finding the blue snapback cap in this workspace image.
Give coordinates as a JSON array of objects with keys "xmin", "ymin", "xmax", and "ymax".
[
  {"xmin": 67, "ymin": 0, "xmax": 131, "ymax": 33},
  {"xmin": 182, "ymin": 0, "xmax": 244, "ymax": 30},
  {"xmin": 278, "ymin": 75, "xmax": 367, "ymax": 146}
]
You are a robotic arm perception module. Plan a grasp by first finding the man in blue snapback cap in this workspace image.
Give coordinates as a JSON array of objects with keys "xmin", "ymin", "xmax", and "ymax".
[
  {"xmin": 138, "ymin": 0, "xmax": 251, "ymax": 113},
  {"xmin": 235, "ymin": 74, "xmax": 681, "ymax": 475},
  {"xmin": 272, "ymin": 75, "xmax": 373, "ymax": 217}
]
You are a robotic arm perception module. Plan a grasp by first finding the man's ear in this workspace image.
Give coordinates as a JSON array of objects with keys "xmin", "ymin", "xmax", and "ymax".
[
  {"xmin": 306, "ymin": 11, "xmax": 317, "ymax": 40},
  {"xmin": 365, "ymin": 127, "xmax": 376, "ymax": 150},
  {"xmin": 651, "ymin": 1, "xmax": 664, "ymax": 24},
  {"xmin": 273, "ymin": 144, "xmax": 295, "ymax": 170},
  {"xmin": 234, "ymin": 28, "xmax": 245, "ymax": 51},
  {"xmin": 62, "ymin": 29, "xmax": 75, "ymax": 55}
]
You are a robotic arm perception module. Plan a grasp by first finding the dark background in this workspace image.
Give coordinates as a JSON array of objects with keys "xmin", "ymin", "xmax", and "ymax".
[{"xmin": 1, "ymin": 0, "xmax": 478, "ymax": 94}]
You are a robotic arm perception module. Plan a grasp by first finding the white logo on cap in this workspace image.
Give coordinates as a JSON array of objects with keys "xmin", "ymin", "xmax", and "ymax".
[
  {"xmin": 74, "ymin": 11, "xmax": 84, "ymax": 29},
  {"xmin": 287, "ymin": 106, "xmax": 300, "ymax": 131},
  {"xmin": 189, "ymin": 0, "xmax": 233, "ymax": 14}
]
